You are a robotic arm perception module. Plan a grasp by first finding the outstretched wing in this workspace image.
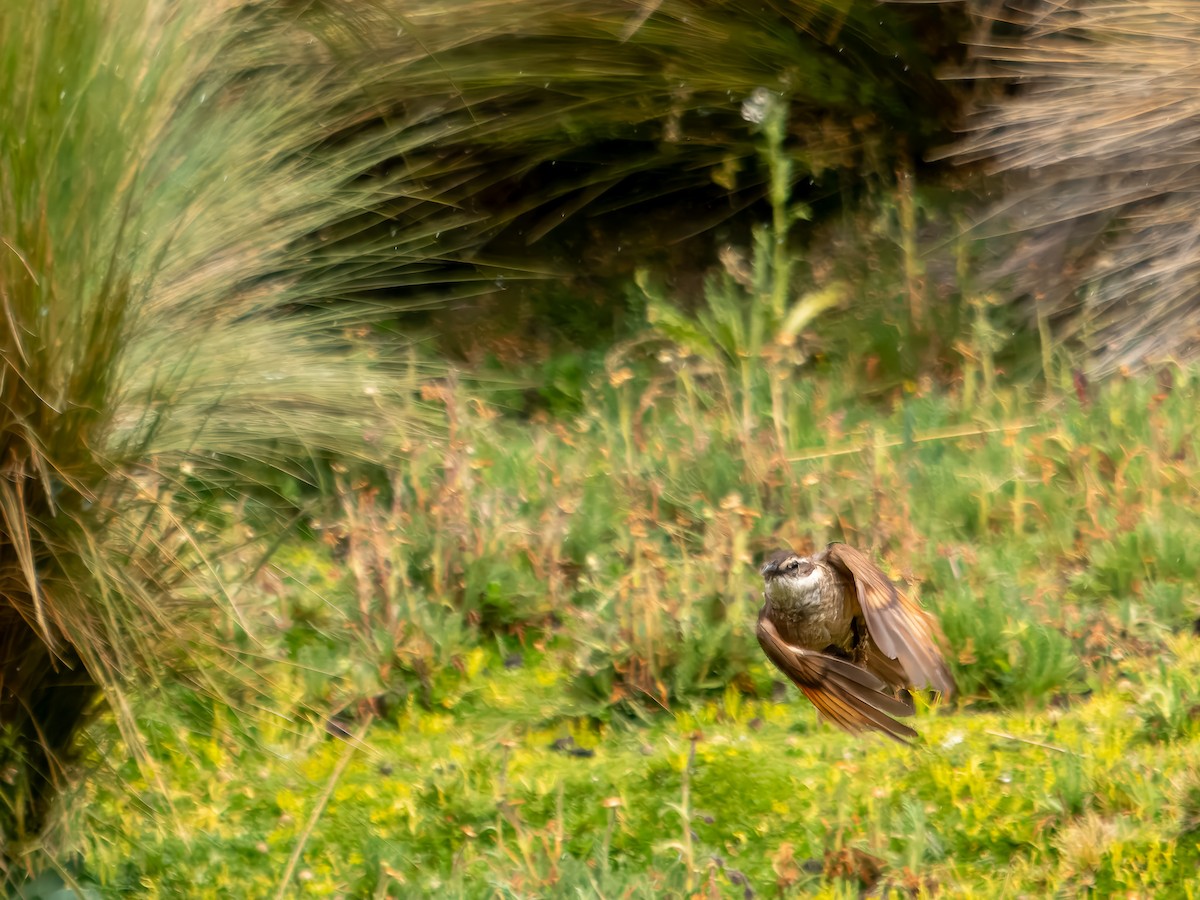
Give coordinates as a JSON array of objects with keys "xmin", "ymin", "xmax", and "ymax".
[
  {"xmin": 822, "ymin": 543, "xmax": 956, "ymax": 697},
  {"xmin": 756, "ymin": 612, "xmax": 917, "ymax": 743}
]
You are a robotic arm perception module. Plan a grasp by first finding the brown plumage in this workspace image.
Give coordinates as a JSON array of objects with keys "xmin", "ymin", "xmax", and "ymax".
[{"xmin": 756, "ymin": 542, "xmax": 955, "ymax": 742}]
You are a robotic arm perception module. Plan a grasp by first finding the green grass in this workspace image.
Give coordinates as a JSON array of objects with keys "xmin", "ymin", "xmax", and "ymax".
[
  {"xmin": 24, "ymin": 114, "xmax": 1200, "ymax": 889},
  {"xmin": 35, "ymin": 355, "xmax": 1200, "ymax": 897},
  {"xmin": 297, "ymin": 354, "xmax": 1200, "ymax": 714},
  {"xmin": 11, "ymin": 4, "xmax": 1200, "ymax": 894},
  {"xmin": 74, "ymin": 640, "xmax": 1200, "ymax": 898}
]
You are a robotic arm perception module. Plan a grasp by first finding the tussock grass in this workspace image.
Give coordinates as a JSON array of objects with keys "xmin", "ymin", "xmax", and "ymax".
[
  {"xmin": 268, "ymin": 0, "xmax": 961, "ymax": 297},
  {"xmin": 957, "ymin": 0, "xmax": 1200, "ymax": 374},
  {"xmin": 0, "ymin": 0, "xmax": 444, "ymax": 855}
]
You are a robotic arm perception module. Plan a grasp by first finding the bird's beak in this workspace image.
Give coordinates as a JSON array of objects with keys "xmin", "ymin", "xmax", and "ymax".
[{"xmin": 760, "ymin": 559, "xmax": 779, "ymax": 578}]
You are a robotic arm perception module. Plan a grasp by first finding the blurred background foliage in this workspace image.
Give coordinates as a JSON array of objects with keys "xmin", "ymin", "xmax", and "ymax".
[{"xmin": 5, "ymin": 0, "xmax": 1200, "ymax": 895}]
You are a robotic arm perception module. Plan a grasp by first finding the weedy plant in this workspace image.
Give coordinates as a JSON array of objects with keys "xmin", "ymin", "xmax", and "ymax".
[{"xmin": 638, "ymin": 89, "xmax": 845, "ymax": 449}]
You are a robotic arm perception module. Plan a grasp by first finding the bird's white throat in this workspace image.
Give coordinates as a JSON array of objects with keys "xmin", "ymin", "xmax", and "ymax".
[{"xmin": 765, "ymin": 566, "xmax": 826, "ymax": 608}]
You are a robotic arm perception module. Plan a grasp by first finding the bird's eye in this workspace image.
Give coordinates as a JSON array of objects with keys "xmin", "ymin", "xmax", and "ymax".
[{"xmin": 786, "ymin": 560, "xmax": 799, "ymax": 571}]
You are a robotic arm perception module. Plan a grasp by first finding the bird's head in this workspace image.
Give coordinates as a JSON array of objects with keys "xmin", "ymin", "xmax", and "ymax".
[
  {"xmin": 760, "ymin": 550, "xmax": 823, "ymax": 601},
  {"xmin": 760, "ymin": 551, "xmax": 814, "ymax": 579}
]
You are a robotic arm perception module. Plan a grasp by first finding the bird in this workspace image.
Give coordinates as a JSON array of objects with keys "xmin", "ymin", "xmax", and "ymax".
[{"xmin": 756, "ymin": 542, "xmax": 955, "ymax": 742}]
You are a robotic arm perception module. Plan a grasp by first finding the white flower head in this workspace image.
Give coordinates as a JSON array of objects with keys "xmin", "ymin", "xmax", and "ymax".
[{"xmin": 740, "ymin": 87, "xmax": 778, "ymax": 125}]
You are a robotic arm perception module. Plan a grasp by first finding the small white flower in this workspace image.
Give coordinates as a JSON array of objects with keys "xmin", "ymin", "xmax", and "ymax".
[{"xmin": 740, "ymin": 87, "xmax": 775, "ymax": 125}]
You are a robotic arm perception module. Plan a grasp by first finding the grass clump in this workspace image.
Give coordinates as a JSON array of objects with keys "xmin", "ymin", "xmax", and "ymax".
[
  {"xmin": 957, "ymin": 0, "xmax": 1200, "ymax": 375},
  {"xmin": 0, "ymin": 0, "xmax": 447, "ymax": 861}
]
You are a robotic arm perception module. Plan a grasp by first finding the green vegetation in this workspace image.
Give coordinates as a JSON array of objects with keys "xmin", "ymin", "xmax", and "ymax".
[
  {"xmin": 56, "ymin": 345, "xmax": 1200, "ymax": 896},
  {"xmin": 6, "ymin": 0, "xmax": 1200, "ymax": 898},
  {"xmin": 77, "ymin": 646, "xmax": 1200, "ymax": 897}
]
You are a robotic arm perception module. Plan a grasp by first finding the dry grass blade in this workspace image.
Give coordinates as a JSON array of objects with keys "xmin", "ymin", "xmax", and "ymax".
[
  {"xmin": 786, "ymin": 421, "xmax": 1038, "ymax": 462},
  {"xmin": 274, "ymin": 714, "xmax": 374, "ymax": 899}
]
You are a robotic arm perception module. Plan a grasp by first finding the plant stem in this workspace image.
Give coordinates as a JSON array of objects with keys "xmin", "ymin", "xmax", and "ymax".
[
  {"xmin": 601, "ymin": 807, "xmax": 615, "ymax": 876},
  {"xmin": 766, "ymin": 108, "xmax": 791, "ymax": 321},
  {"xmin": 681, "ymin": 733, "xmax": 698, "ymax": 890},
  {"xmin": 897, "ymin": 160, "xmax": 923, "ymax": 327},
  {"xmin": 1037, "ymin": 304, "xmax": 1055, "ymax": 390},
  {"xmin": 275, "ymin": 714, "xmax": 374, "ymax": 900}
]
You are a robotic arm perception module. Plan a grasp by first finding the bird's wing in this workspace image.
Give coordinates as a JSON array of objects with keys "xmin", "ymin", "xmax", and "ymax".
[
  {"xmin": 822, "ymin": 543, "xmax": 956, "ymax": 697},
  {"xmin": 756, "ymin": 613, "xmax": 917, "ymax": 743}
]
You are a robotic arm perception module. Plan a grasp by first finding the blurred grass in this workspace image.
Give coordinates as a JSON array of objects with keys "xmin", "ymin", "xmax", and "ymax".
[
  {"xmin": 290, "ymin": 350, "xmax": 1199, "ymax": 716},
  {"xmin": 78, "ymin": 639, "xmax": 1200, "ymax": 897},
  {"xmin": 10, "ymin": 0, "xmax": 1200, "ymax": 896},
  {"xmin": 54, "ymin": 346, "xmax": 1200, "ymax": 894},
  {"xmin": 955, "ymin": 0, "xmax": 1200, "ymax": 376},
  {"xmin": 0, "ymin": 0, "xmax": 449, "ymax": 855},
  {"xmin": 269, "ymin": 0, "xmax": 966, "ymax": 319}
]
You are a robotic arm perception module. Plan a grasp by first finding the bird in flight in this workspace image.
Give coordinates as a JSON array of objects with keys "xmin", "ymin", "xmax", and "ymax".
[{"xmin": 757, "ymin": 542, "xmax": 955, "ymax": 742}]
